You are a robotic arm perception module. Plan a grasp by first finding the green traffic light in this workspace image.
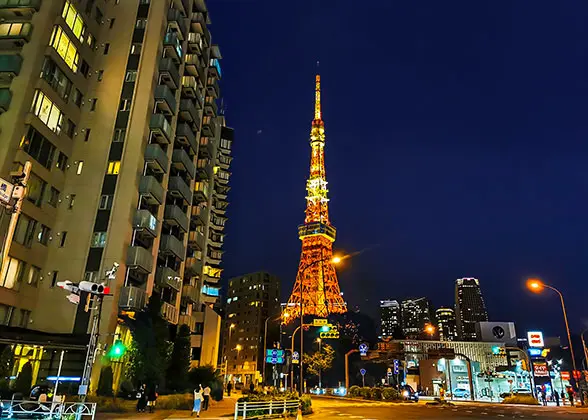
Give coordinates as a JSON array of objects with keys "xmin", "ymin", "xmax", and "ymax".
[
  {"xmin": 321, "ymin": 325, "xmax": 330, "ymax": 332},
  {"xmin": 491, "ymin": 346, "xmax": 500, "ymax": 355},
  {"xmin": 108, "ymin": 340, "xmax": 127, "ymax": 358}
]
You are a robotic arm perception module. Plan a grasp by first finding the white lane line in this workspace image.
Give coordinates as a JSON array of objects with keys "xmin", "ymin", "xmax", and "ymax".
[{"xmin": 466, "ymin": 410, "xmax": 473, "ymax": 413}]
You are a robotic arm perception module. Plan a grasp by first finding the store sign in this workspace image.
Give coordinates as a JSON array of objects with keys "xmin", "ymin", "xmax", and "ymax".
[
  {"xmin": 0, "ymin": 177, "xmax": 14, "ymax": 206},
  {"xmin": 527, "ymin": 331, "xmax": 544, "ymax": 348},
  {"xmin": 528, "ymin": 348, "xmax": 541, "ymax": 357},
  {"xmin": 533, "ymin": 362, "xmax": 549, "ymax": 377},
  {"xmin": 561, "ymin": 372, "xmax": 570, "ymax": 381}
]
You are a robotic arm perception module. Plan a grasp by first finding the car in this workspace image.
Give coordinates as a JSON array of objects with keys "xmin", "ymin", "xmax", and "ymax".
[
  {"xmin": 451, "ymin": 388, "xmax": 470, "ymax": 398},
  {"xmin": 29, "ymin": 385, "xmax": 53, "ymax": 401},
  {"xmin": 400, "ymin": 385, "xmax": 419, "ymax": 402}
]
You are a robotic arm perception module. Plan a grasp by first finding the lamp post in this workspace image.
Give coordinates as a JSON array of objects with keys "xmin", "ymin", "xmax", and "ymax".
[
  {"xmin": 316, "ymin": 338, "xmax": 322, "ymax": 389},
  {"xmin": 527, "ymin": 279, "xmax": 578, "ymax": 374},
  {"xmin": 224, "ymin": 323, "xmax": 235, "ymax": 383},
  {"xmin": 263, "ymin": 312, "xmax": 289, "ymax": 384},
  {"xmin": 581, "ymin": 329, "xmax": 588, "ymax": 370}
]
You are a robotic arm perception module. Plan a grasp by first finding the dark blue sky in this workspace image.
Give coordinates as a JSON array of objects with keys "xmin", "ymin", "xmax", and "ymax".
[{"xmin": 208, "ymin": 1, "xmax": 588, "ymax": 337}]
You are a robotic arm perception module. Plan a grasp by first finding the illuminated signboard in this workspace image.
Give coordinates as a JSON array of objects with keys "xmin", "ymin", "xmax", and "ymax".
[
  {"xmin": 561, "ymin": 372, "xmax": 570, "ymax": 381},
  {"xmin": 528, "ymin": 348, "xmax": 541, "ymax": 357},
  {"xmin": 533, "ymin": 362, "xmax": 549, "ymax": 377},
  {"xmin": 527, "ymin": 331, "xmax": 544, "ymax": 348}
]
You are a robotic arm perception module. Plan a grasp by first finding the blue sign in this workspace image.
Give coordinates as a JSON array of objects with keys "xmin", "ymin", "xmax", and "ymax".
[
  {"xmin": 359, "ymin": 343, "xmax": 368, "ymax": 356},
  {"xmin": 266, "ymin": 349, "xmax": 285, "ymax": 358},
  {"xmin": 393, "ymin": 359, "xmax": 399, "ymax": 375},
  {"xmin": 360, "ymin": 368, "xmax": 366, "ymax": 376},
  {"xmin": 292, "ymin": 351, "xmax": 300, "ymax": 361},
  {"xmin": 528, "ymin": 348, "xmax": 542, "ymax": 357}
]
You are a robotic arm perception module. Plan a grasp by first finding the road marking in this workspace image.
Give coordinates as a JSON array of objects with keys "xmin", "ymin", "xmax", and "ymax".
[{"xmin": 466, "ymin": 410, "xmax": 473, "ymax": 413}]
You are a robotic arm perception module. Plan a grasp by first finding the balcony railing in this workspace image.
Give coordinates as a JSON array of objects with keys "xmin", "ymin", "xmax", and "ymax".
[
  {"xmin": 182, "ymin": 284, "xmax": 198, "ymax": 303},
  {"xmin": 198, "ymin": 137, "xmax": 214, "ymax": 157},
  {"xmin": 0, "ymin": 0, "xmax": 41, "ymax": 11},
  {"xmin": 187, "ymin": 32, "xmax": 202, "ymax": 53},
  {"xmin": 202, "ymin": 117, "xmax": 216, "ymax": 137},
  {"xmin": 119, "ymin": 286, "xmax": 147, "ymax": 311},
  {"xmin": 160, "ymin": 234, "xmax": 186, "ymax": 260},
  {"xmin": 172, "ymin": 148, "xmax": 196, "ymax": 179},
  {"xmin": 155, "ymin": 266, "xmax": 182, "ymax": 291},
  {"xmin": 204, "ymin": 97, "xmax": 218, "ymax": 117},
  {"xmin": 190, "ymin": 13, "xmax": 210, "ymax": 46},
  {"xmin": 206, "ymin": 77, "xmax": 219, "ymax": 98},
  {"xmin": 164, "ymin": 204, "xmax": 189, "ymax": 233},
  {"xmin": 176, "ymin": 122, "xmax": 198, "ymax": 154},
  {"xmin": 167, "ymin": 8, "xmax": 187, "ymax": 39},
  {"xmin": 150, "ymin": 114, "xmax": 172, "ymax": 144},
  {"xmin": 185, "ymin": 54, "xmax": 204, "ymax": 81},
  {"xmin": 133, "ymin": 209, "xmax": 158, "ymax": 238},
  {"xmin": 154, "ymin": 84, "xmax": 177, "ymax": 115},
  {"xmin": 144, "ymin": 143, "xmax": 169, "ymax": 174},
  {"xmin": 178, "ymin": 314, "xmax": 197, "ymax": 331},
  {"xmin": 196, "ymin": 161, "xmax": 212, "ymax": 181},
  {"xmin": 187, "ymin": 230, "xmax": 205, "ymax": 250},
  {"xmin": 193, "ymin": 182, "xmax": 208, "ymax": 203},
  {"xmin": 139, "ymin": 175, "xmax": 164, "ymax": 205},
  {"xmin": 182, "ymin": 75, "xmax": 198, "ymax": 98},
  {"xmin": 161, "ymin": 302, "xmax": 178, "ymax": 324},
  {"xmin": 0, "ymin": 88, "xmax": 11, "ymax": 113},
  {"xmin": 126, "ymin": 245, "xmax": 154, "ymax": 274},
  {"xmin": 163, "ymin": 32, "xmax": 182, "ymax": 62},
  {"xmin": 168, "ymin": 176, "xmax": 193, "ymax": 203},
  {"xmin": 185, "ymin": 256, "xmax": 202, "ymax": 277},
  {"xmin": 179, "ymin": 99, "xmax": 198, "ymax": 123},
  {"xmin": 0, "ymin": 54, "xmax": 21, "ymax": 77},
  {"xmin": 159, "ymin": 57, "xmax": 180, "ymax": 89},
  {"xmin": 0, "ymin": 22, "xmax": 32, "ymax": 43},
  {"xmin": 191, "ymin": 205, "xmax": 208, "ymax": 226}
]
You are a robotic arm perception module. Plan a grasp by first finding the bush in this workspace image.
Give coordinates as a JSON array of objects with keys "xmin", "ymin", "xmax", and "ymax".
[
  {"xmin": 13, "ymin": 361, "xmax": 32, "ymax": 395},
  {"xmin": 300, "ymin": 394, "xmax": 312, "ymax": 414},
  {"xmin": 117, "ymin": 380, "xmax": 136, "ymax": 399},
  {"xmin": 359, "ymin": 387, "xmax": 372, "ymax": 399},
  {"xmin": 156, "ymin": 393, "xmax": 193, "ymax": 410},
  {"xmin": 84, "ymin": 396, "xmax": 129, "ymax": 412},
  {"xmin": 348, "ymin": 385, "xmax": 360, "ymax": 398},
  {"xmin": 382, "ymin": 387, "xmax": 400, "ymax": 400},
  {"xmin": 370, "ymin": 387, "xmax": 383, "ymax": 400},
  {"xmin": 97, "ymin": 366, "xmax": 114, "ymax": 397},
  {"xmin": 501, "ymin": 394, "xmax": 540, "ymax": 405}
]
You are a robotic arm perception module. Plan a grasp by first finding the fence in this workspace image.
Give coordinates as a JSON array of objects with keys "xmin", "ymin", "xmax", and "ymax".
[
  {"xmin": 234, "ymin": 399, "xmax": 299, "ymax": 419},
  {"xmin": 0, "ymin": 400, "xmax": 97, "ymax": 419}
]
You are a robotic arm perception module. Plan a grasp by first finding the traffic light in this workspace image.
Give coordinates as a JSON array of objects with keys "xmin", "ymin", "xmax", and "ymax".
[
  {"xmin": 320, "ymin": 325, "xmax": 330, "ymax": 332},
  {"xmin": 320, "ymin": 327, "xmax": 339, "ymax": 339},
  {"xmin": 108, "ymin": 340, "xmax": 127, "ymax": 359},
  {"xmin": 491, "ymin": 346, "xmax": 506, "ymax": 356}
]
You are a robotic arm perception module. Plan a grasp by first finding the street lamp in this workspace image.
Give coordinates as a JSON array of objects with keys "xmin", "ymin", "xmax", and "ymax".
[
  {"xmin": 526, "ymin": 278, "xmax": 578, "ymax": 374},
  {"xmin": 316, "ymin": 338, "xmax": 322, "ymax": 389},
  {"xmin": 262, "ymin": 312, "xmax": 290, "ymax": 384},
  {"xmin": 581, "ymin": 328, "xmax": 588, "ymax": 370},
  {"xmin": 224, "ymin": 323, "xmax": 236, "ymax": 382},
  {"xmin": 425, "ymin": 324, "xmax": 436, "ymax": 339}
]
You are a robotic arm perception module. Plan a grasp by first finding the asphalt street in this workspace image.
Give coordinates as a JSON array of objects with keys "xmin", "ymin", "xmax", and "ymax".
[{"xmin": 311, "ymin": 398, "xmax": 588, "ymax": 419}]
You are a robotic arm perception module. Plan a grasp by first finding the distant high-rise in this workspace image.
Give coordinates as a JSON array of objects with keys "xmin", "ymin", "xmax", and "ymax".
[
  {"xmin": 436, "ymin": 307, "xmax": 457, "ymax": 341},
  {"xmin": 380, "ymin": 300, "xmax": 401, "ymax": 338},
  {"xmin": 455, "ymin": 278, "xmax": 488, "ymax": 341},
  {"xmin": 401, "ymin": 297, "xmax": 432, "ymax": 338}
]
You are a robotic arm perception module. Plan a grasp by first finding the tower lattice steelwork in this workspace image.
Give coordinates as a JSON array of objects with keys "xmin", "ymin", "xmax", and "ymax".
[{"xmin": 286, "ymin": 74, "xmax": 347, "ymax": 319}]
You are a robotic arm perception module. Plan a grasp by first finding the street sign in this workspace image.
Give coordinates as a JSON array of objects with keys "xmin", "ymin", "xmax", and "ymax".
[
  {"xmin": 0, "ymin": 177, "xmax": 14, "ymax": 206},
  {"xmin": 320, "ymin": 329, "xmax": 339, "ymax": 339},
  {"xmin": 360, "ymin": 368, "xmax": 366, "ymax": 376},
  {"xmin": 292, "ymin": 351, "xmax": 299, "ymax": 364},
  {"xmin": 313, "ymin": 319, "xmax": 328, "ymax": 326},
  {"xmin": 393, "ymin": 359, "xmax": 399, "ymax": 375},
  {"xmin": 266, "ymin": 356, "xmax": 284, "ymax": 364},
  {"xmin": 266, "ymin": 349, "xmax": 285, "ymax": 358},
  {"xmin": 359, "ymin": 343, "xmax": 368, "ymax": 356},
  {"xmin": 387, "ymin": 367, "xmax": 393, "ymax": 377},
  {"xmin": 67, "ymin": 293, "xmax": 80, "ymax": 305}
]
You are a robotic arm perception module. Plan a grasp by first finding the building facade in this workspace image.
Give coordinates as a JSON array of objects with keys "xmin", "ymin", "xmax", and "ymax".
[
  {"xmin": 436, "ymin": 307, "xmax": 457, "ymax": 341},
  {"xmin": 222, "ymin": 272, "xmax": 280, "ymax": 386},
  {"xmin": 0, "ymin": 0, "xmax": 231, "ymax": 386},
  {"xmin": 455, "ymin": 278, "xmax": 488, "ymax": 341},
  {"xmin": 380, "ymin": 299, "xmax": 401, "ymax": 339},
  {"xmin": 401, "ymin": 297, "xmax": 433, "ymax": 338}
]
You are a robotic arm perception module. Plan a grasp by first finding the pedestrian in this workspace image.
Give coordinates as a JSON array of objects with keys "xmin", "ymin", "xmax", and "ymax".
[
  {"xmin": 561, "ymin": 390, "xmax": 566, "ymax": 406},
  {"xmin": 147, "ymin": 385, "xmax": 157, "ymax": 413},
  {"xmin": 202, "ymin": 385, "xmax": 211, "ymax": 410},
  {"xmin": 192, "ymin": 386, "xmax": 204, "ymax": 417},
  {"xmin": 540, "ymin": 387, "xmax": 547, "ymax": 406},
  {"xmin": 249, "ymin": 382, "xmax": 255, "ymax": 393},
  {"xmin": 568, "ymin": 387, "xmax": 575, "ymax": 407},
  {"xmin": 554, "ymin": 389, "xmax": 560, "ymax": 406},
  {"xmin": 136, "ymin": 384, "xmax": 147, "ymax": 412},
  {"xmin": 227, "ymin": 381, "xmax": 233, "ymax": 397}
]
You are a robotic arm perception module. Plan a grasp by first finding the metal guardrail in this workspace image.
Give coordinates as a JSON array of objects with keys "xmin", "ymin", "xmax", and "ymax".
[
  {"xmin": 0, "ymin": 400, "xmax": 97, "ymax": 419},
  {"xmin": 234, "ymin": 399, "xmax": 299, "ymax": 419}
]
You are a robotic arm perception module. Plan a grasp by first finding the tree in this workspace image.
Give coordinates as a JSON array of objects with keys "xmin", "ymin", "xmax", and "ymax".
[
  {"xmin": 188, "ymin": 366, "xmax": 223, "ymax": 401},
  {"xmin": 166, "ymin": 324, "xmax": 191, "ymax": 392},
  {"xmin": 13, "ymin": 361, "xmax": 32, "ymax": 395},
  {"xmin": 97, "ymin": 366, "xmax": 114, "ymax": 397},
  {"xmin": 302, "ymin": 344, "xmax": 335, "ymax": 378},
  {"xmin": 0, "ymin": 346, "xmax": 13, "ymax": 398}
]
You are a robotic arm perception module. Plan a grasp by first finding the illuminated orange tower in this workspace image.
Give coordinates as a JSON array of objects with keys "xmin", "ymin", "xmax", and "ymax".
[{"xmin": 286, "ymin": 74, "xmax": 347, "ymax": 319}]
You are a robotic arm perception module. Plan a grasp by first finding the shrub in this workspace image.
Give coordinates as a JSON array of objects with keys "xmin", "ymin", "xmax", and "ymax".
[
  {"xmin": 156, "ymin": 393, "xmax": 193, "ymax": 410},
  {"xmin": 348, "ymin": 385, "xmax": 360, "ymax": 398},
  {"xmin": 300, "ymin": 394, "xmax": 313, "ymax": 414},
  {"xmin": 97, "ymin": 366, "xmax": 114, "ymax": 397},
  {"xmin": 382, "ymin": 387, "xmax": 400, "ymax": 400},
  {"xmin": 12, "ymin": 361, "xmax": 32, "ymax": 395},
  {"xmin": 359, "ymin": 387, "xmax": 372, "ymax": 399},
  {"xmin": 501, "ymin": 394, "xmax": 540, "ymax": 405},
  {"xmin": 117, "ymin": 380, "xmax": 136, "ymax": 399},
  {"xmin": 370, "ymin": 387, "xmax": 383, "ymax": 400}
]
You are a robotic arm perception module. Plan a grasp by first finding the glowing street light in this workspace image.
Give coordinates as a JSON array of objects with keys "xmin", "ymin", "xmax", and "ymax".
[{"xmin": 425, "ymin": 324, "xmax": 436, "ymax": 338}]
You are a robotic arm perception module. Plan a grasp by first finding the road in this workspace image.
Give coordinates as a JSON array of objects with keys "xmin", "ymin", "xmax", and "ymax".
[{"xmin": 311, "ymin": 398, "xmax": 588, "ymax": 419}]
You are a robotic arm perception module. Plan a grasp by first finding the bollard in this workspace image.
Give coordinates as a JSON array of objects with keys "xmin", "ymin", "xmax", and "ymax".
[
  {"xmin": 269, "ymin": 400, "xmax": 273, "ymax": 415},
  {"xmin": 243, "ymin": 401, "xmax": 247, "ymax": 419},
  {"xmin": 296, "ymin": 401, "xmax": 303, "ymax": 420}
]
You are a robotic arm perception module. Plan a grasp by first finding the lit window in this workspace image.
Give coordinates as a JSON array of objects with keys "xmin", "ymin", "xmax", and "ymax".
[
  {"xmin": 50, "ymin": 26, "xmax": 79, "ymax": 72},
  {"xmin": 62, "ymin": 1, "xmax": 89, "ymax": 43},
  {"xmin": 76, "ymin": 161, "xmax": 83, "ymax": 175},
  {"xmin": 0, "ymin": 22, "xmax": 30, "ymax": 38},
  {"xmin": 26, "ymin": 266, "xmax": 40, "ymax": 287},
  {"xmin": 0, "ymin": 257, "xmax": 24, "ymax": 290},
  {"xmin": 107, "ymin": 161, "xmax": 120, "ymax": 174},
  {"xmin": 31, "ymin": 90, "xmax": 64, "ymax": 134},
  {"xmin": 68, "ymin": 193, "xmax": 76, "ymax": 208},
  {"xmin": 91, "ymin": 232, "xmax": 107, "ymax": 248}
]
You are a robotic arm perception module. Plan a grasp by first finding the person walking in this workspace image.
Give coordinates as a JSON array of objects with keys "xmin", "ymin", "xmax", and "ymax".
[
  {"xmin": 192, "ymin": 386, "xmax": 204, "ymax": 417},
  {"xmin": 136, "ymin": 384, "xmax": 147, "ymax": 412},
  {"xmin": 147, "ymin": 385, "xmax": 158, "ymax": 413},
  {"xmin": 540, "ymin": 387, "xmax": 547, "ymax": 406},
  {"xmin": 202, "ymin": 385, "xmax": 211, "ymax": 410},
  {"xmin": 227, "ymin": 381, "xmax": 233, "ymax": 397},
  {"xmin": 567, "ymin": 387, "xmax": 575, "ymax": 407},
  {"xmin": 554, "ymin": 389, "xmax": 560, "ymax": 406}
]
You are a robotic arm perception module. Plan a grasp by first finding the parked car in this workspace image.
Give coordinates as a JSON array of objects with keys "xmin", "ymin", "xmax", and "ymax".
[
  {"xmin": 400, "ymin": 385, "xmax": 419, "ymax": 402},
  {"xmin": 451, "ymin": 388, "xmax": 470, "ymax": 399}
]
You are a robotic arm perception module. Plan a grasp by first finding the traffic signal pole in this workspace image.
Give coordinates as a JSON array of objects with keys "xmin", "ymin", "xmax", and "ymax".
[{"xmin": 79, "ymin": 295, "xmax": 104, "ymax": 402}]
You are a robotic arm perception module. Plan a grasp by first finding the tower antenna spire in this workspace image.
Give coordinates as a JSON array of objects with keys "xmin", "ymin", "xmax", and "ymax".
[{"xmin": 314, "ymin": 67, "xmax": 321, "ymax": 121}]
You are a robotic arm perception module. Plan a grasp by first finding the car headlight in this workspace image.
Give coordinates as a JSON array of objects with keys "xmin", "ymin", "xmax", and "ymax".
[{"xmin": 403, "ymin": 391, "xmax": 409, "ymax": 397}]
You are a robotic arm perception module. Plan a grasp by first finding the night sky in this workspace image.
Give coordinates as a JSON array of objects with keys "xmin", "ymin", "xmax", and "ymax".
[{"xmin": 208, "ymin": 1, "xmax": 588, "ymax": 338}]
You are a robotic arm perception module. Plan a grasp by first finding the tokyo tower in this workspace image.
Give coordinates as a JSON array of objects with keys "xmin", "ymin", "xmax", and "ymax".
[{"xmin": 285, "ymin": 74, "xmax": 347, "ymax": 319}]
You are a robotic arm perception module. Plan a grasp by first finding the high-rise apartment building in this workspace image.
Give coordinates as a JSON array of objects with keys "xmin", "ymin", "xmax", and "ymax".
[
  {"xmin": 0, "ymin": 0, "xmax": 231, "ymax": 385},
  {"xmin": 455, "ymin": 278, "xmax": 488, "ymax": 341},
  {"xmin": 223, "ymin": 272, "xmax": 280, "ymax": 386},
  {"xmin": 436, "ymin": 307, "xmax": 457, "ymax": 341},
  {"xmin": 401, "ymin": 297, "xmax": 432, "ymax": 338},
  {"xmin": 379, "ymin": 299, "xmax": 401, "ymax": 339}
]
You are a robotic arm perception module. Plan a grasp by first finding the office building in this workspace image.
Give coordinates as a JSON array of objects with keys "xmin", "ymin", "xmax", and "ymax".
[
  {"xmin": 401, "ymin": 297, "xmax": 432, "ymax": 338},
  {"xmin": 380, "ymin": 299, "xmax": 401, "ymax": 338},
  {"xmin": 223, "ymin": 272, "xmax": 280, "ymax": 385},
  {"xmin": 455, "ymin": 278, "xmax": 488, "ymax": 341},
  {"xmin": 0, "ymin": 0, "xmax": 231, "ymax": 386},
  {"xmin": 436, "ymin": 307, "xmax": 457, "ymax": 341}
]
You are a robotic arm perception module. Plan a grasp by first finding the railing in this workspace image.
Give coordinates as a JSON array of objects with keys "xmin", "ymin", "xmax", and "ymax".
[
  {"xmin": 0, "ymin": 400, "xmax": 97, "ymax": 419},
  {"xmin": 234, "ymin": 399, "xmax": 299, "ymax": 419}
]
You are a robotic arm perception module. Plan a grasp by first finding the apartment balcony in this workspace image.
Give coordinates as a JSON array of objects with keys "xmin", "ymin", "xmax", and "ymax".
[
  {"xmin": 202, "ymin": 118, "xmax": 216, "ymax": 137},
  {"xmin": 164, "ymin": 204, "xmax": 189, "ymax": 233},
  {"xmin": 217, "ymin": 154, "xmax": 231, "ymax": 170},
  {"xmin": 161, "ymin": 301, "xmax": 178, "ymax": 324},
  {"xmin": 176, "ymin": 122, "xmax": 198, "ymax": 154},
  {"xmin": 187, "ymin": 230, "xmax": 205, "ymax": 250},
  {"xmin": 133, "ymin": 209, "xmax": 158, "ymax": 238},
  {"xmin": 155, "ymin": 266, "xmax": 182, "ymax": 292},
  {"xmin": 185, "ymin": 54, "xmax": 204, "ymax": 81},
  {"xmin": 206, "ymin": 78, "xmax": 219, "ymax": 98},
  {"xmin": 203, "ymin": 270, "xmax": 220, "ymax": 284},
  {"xmin": 179, "ymin": 99, "xmax": 198, "ymax": 123},
  {"xmin": 167, "ymin": 8, "xmax": 187, "ymax": 39},
  {"xmin": 0, "ymin": 88, "xmax": 11, "ymax": 113},
  {"xmin": 204, "ymin": 97, "xmax": 217, "ymax": 117},
  {"xmin": 190, "ymin": 13, "xmax": 210, "ymax": 46},
  {"xmin": 119, "ymin": 286, "xmax": 147, "ymax": 311},
  {"xmin": 0, "ymin": 0, "xmax": 41, "ymax": 15},
  {"xmin": 182, "ymin": 284, "xmax": 198, "ymax": 303},
  {"xmin": 126, "ymin": 245, "xmax": 154, "ymax": 274},
  {"xmin": 172, "ymin": 148, "xmax": 195, "ymax": 179},
  {"xmin": 216, "ymin": 169, "xmax": 230, "ymax": 185},
  {"xmin": 181, "ymin": 75, "xmax": 197, "ymax": 98},
  {"xmin": 185, "ymin": 256, "xmax": 202, "ymax": 277},
  {"xmin": 159, "ymin": 57, "xmax": 180, "ymax": 89},
  {"xmin": 193, "ymin": 182, "xmax": 208, "ymax": 203},
  {"xmin": 139, "ymin": 175, "xmax": 164, "ymax": 205},
  {"xmin": 178, "ymin": 314, "xmax": 196, "ymax": 331},
  {"xmin": 190, "ymin": 205, "xmax": 208, "ymax": 227},
  {"xmin": 195, "ymin": 162, "xmax": 212, "ymax": 181},
  {"xmin": 0, "ymin": 54, "xmax": 21, "ymax": 77},
  {"xmin": 144, "ymin": 143, "xmax": 169, "ymax": 174},
  {"xmin": 168, "ymin": 176, "xmax": 193, "ymax": 203},
  {"xmin": 154, "ymin": 85, "xmax": 177, "ymax": 115},
  {"xmin": 149, "ymin": 114, "xmax": 172, "ymax": 144},
  {"xmin": 198, "ymin": 137, "xmax": 214, "ymax": 157},
  {"xmin": 0, "ymin": 22, "xmax": 32, "ymax": 45},
  {"xmin": 187, "ymin": 32, "xmax": 202, "ymax": 54},
  {"xmin": 211, "ymin": 204, "xmax": 226, "ymax": 216},
  {"xmin": 160, "ymin": 234, "xmax": 186, "ymax": 260},
  {"xmin": 208, "ymin": 234, "xmax": 223, "ymax": 249},
  {"xmin": 206, "ymin": 252, "xmax": 221, "ymax": 266},
  {"xmin": 163, "ymin": 32, "xmax": 182, "ymax": 62},
  {"xmin": 201, "ymin": 284, "xmax": 220, "ymax": 299},
  {"xmin": 214, "ymin": 184, "xmax": 230, "ymax": 201}
]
